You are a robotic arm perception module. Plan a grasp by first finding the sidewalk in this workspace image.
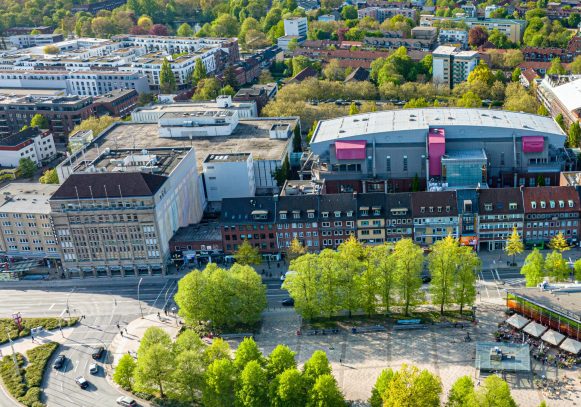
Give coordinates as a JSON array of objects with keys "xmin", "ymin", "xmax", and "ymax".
[
  {"xmin": 0, "ymin": 326, "xmax": 75, "ymax": 358},
  {"xmin": 107, "ymin": 314, "xmax": 180, "ymax": 370}
]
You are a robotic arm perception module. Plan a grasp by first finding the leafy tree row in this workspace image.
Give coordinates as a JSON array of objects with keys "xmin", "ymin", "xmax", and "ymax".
[
  {"xmin": 174, "ymin": 263, "xmax": 266, "ymax": 330},
  {"xmin": 283, "ymin": 236, "xmax": 479, "ymax": 319},
  {"xmin": 114, "ymin": 329, "xmax": 346, "ymax": 406}
]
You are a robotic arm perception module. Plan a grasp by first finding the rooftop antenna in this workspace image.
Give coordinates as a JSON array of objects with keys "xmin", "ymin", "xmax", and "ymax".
[
  {"xmin": 103, "ymin": 184, "xmax": 110, "ymax": 207},
  {"xmin": 74, "ymin": 186, "xmax": 81, "ymax": 207},
  {"xmin": 118, "ymin": 184, "xmax": 124, "ymax": 201},
  {"xmin": 88, "ymin": 185, "xmax": 95, "ymax": 205}
]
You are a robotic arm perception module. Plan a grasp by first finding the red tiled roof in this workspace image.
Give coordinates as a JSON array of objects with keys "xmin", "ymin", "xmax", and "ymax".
[{"xmin": 522, "ymin": 186, "xmax": 580, "ymax": 214}]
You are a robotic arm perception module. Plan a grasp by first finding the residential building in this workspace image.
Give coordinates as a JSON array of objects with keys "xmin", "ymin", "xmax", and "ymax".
[
  {"xmin": 356, "ymin": 193, "xmax": 386, "ymax": 245},
  {"xmin": 233, "ymin": 85, "xmax": 271, "ymax": 114},
  {"xmin": 319, "ymin": 194, "xmax": 357, "ymax": 249},
  {"xmin": 537, "ymin": 75, "xmax": 581, "ymax": 126},
  {"xmin": 421, "ymin": 16, "xmax": 526, "ymax": 44},
  {"xmin": 484, "ymin": 5, "xmax": 499, "ymax": 18},
  {"xmin": 275, "ymin": 194, "xmax": 321, "ymax": 251},
  {"xmin": 457, "ymin": 189, "xmax": 479, "ymax": 249},
  {"xmin": 477, "ymin": 188, "xmax": 524, "ymax": 251},
  {"xmin": 411, "ymin": 27, "xmax": 438, "ymax": 42},
  {"xmin": 169, "ymin": 221, "xmax": 223, "ymax": 264},
  {"xmin": 461, "ymin": 4, "xmax": 477, "ymax": 17},
  {"xmin": 92, "ymin": 89, "xmax": 138, "ymax": 118},
  {"xmin": 363, "ymin": 37, "xmax": 434, "ymax": 51},
  {"xmin": 432, "ymin": 45, "xmax": 479, "ymax": 88},
  {"xmin": 357, "ymin": 6, "xmax": 416, "ymax": 22},
  {"xmin": 412, "ymin": 191, "xmax": 459, "ymax": 245},
  {"xmin": 203, "ymin": 153, "xmax": 256, "ymax": 202},
  {"xmin": 385, "ymin": 192, "xmax": 414, "ymax": 243},
  {"xmin": 0, "ymin": 127, "xmax": 56, "ymax": 168},
  {"xmin": 8, "ymin": 33, "xmax": 64, "ymax": 48},
  {"xmin": 284, "ymin": 17, "xmax": 308, "ymax": 38},
  {"xmin": 50, "ymin": 147, "xmax": 204, "ymax": 278},
  {"xmin": 522, "ymin": 186, "xmax": 580, "ymax": 247},
  {"xmin": 278, "ymin": 35, "xmax": 304, "ymax": 52},
  {"xmin": 4, "ymin": 26, "xmax": 53, "ymax": 36},
  {"xmin": 307, "ymin": 109, "xmax": 569, "ymax": 193},
  {"xmin": 438, "ymin": 29, "xmax": 468, "ymax": 48},
  {"xmin": 0, "ymin": 183, "xmax": 60, "ymax": 263},
  {"xmin": 0, "ymin": 94, "xmax": 94, "ymax": 141},
  {"xmin": 292, "ymin": 47, "xmax": 428, "ymax": 69}
]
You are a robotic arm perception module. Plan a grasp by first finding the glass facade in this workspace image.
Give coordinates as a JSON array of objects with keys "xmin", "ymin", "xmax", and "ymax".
[{"xmin": 441, "ymin": 150, "xmax": 487, "ymax": 188}]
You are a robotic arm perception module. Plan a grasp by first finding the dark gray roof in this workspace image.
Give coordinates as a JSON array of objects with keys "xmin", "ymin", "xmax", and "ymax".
[
  {"xmin": 344, "ymin": 67, "xmax": 370, "ymax": 82},
  {"xmin": 456, "ymin": 189, "xmax": 479, "ymax": 214},
  {"xmin": 385, "ymin": 192, "xmax": 413, "ymax": 218},
  {"xmin": 220, "ymin": 196, "xmax": 276, "ymax": 224},
  {"xmin": 478, "ymin": 188, "xmax": 523, "ymax": 215},
  {"xmin": 51, "ymin": 172, "xmax": 167, "ymax": 200},
  {"xmin": 319, "ymin": 193, "xmax": 357, "ymax": 218},
  {"xmin": 356, "ymin": 193, "xmax": 386, "ymax": 217},
  {"xmin": 411, "ymin": 191, "xmax": 458, "ymax": 217},
  {"xmin": 276, "ymin": 195, "xmax": 319, "ymax": 222}
]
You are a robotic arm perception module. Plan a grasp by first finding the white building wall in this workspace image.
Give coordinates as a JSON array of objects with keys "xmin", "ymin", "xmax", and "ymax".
[
  {"xmin": 284, "ymin": 18, "xmax": 307, "ymax": 37},
  {"xmin": 203, "ymin": 156, "xmax": 255, "ymax": 201}
]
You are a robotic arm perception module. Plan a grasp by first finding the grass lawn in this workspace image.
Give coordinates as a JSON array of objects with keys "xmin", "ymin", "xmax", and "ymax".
[
  {"xmin": 0, "ymin": 317, "xmax": 78, "ymax": 345},
  {"xmin": 0, "ymin": 341, "xmax": 58, "ymax": 407}
]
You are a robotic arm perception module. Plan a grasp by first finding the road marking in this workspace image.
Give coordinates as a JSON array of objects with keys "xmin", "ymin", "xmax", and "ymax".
[
  {"xmin": 148, "ymin": 280, "xmax": 170, "ymax": 314},
  {"xmin": 49, "ymin": 303, "xmax": 55, "ymax": 310},
  {"xmin": 74, "ymin": 360, "xmax": 79, "ymax": 372}
]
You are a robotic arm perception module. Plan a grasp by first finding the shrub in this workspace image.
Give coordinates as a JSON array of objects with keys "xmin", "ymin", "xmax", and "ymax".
[
  {"xmin": 0, "ymin": 317, "xmax": 78, "ymax": 345},
  {"xmin": 26, "ymin": 342, "xmax": 58, "ymax": 387}
]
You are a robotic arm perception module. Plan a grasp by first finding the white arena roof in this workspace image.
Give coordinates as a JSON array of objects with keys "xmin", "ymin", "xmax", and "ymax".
[
  {"xmin": 549, "ymin": 78, "xmax": 581, "ymax": 116},
  {"xmin": 311, "ymin": 108, "xmax": 564, "ymax": 144}
]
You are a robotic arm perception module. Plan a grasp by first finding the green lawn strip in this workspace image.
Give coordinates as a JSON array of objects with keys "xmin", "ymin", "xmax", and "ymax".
[
  {"xmin": 0, "ymin": 318, "xmax": 78, "ymax": 345},
  {"xmin": 0, "ymin": 341, "xmax": 58, "ymax": 407}
]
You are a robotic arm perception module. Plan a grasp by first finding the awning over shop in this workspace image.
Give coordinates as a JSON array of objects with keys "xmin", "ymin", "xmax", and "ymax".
[
  {"xmin": 541, "ymin": 329, "xmax": 566, "ymax": 346},
  {"xmin": 523, "ymin": 321, "xmax": 548, "ymax": 337},
  {"xmin": 559, "ymin": 338, "xmax": 581, "ymax": 355},
  {"xmin": 506, "ymin": 314, "xmax": 530, "ymax": 330}
]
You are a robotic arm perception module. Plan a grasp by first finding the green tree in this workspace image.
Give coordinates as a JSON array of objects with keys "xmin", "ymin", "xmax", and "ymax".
[
  {"xmin": 192, "ymin": 78, "xmax": 222, "ymax": 100},
  {"xmin": 555, "ymin": 113, "xmax": 566, "ymax": 131},
  {"xmin": 544, "ymin": 251, "xmax": 570, "ymax": 282},
  {"xmin": 468, "ymin": 61, "xmax": 495, "ymax": 85},
  {"xmin": 271, "ymin": 368, "xmax": 306, "ymax": 406},
  {"xmin": 18, "ymin": 158, "xmax": 36, "ymax": 178},
  {"xmin": 447, "ymin": 376, "xmax": 476, "ymax": 407},
  {"xmin": 211, "ymin": 14, "xmax": 240, "ymax": 37},
  {"xmin": 70, "ymin": 115, "xmax": 118, "ymax": 138},
  {"xmin": 231, "ymin": 264, "xmax": 267, "ymax": 325},
  {"xmin": 267, "ymin": 345, "xmax": 296, "ymax": 379},
  {"xmin": 203, "ymin": 358, "xmax": 236, "ymax": 407},
  {"xmin": 547, "ymin": 57, "xmax": 567, "ymax": 75},
  {"xmin": 337, "ymin": 236, "xmax": 365, "ymax": 317},
  {"xmin": 220, "ymin": 85, "xmax": 236, "ymax": 96},
  {"xmin": 317, "ymin": 250, "xmax": 342, "ymax": 318},
  {"xmin": 570, "ymin": 55, "xmax": 581, "ymax": 74},
  {"xmin": 349, "ymin": 102, "xmax": 359, "ymax": 115},
  {"xmin": 505, "ymin": 227, "xmax": 524, "ymax": 266},
  {"xmin": 43, "ymin": 45, "xmax": 60, "ymax": 54},
  {"xmin": 222, "ymin": 65, "xmax": 239, "ymax": 89},
  {"xmin": 573, "ymin": 258, "xmax": 581, "ymax": 281},
  {"xmin": 236, "ymin": 360, "xmax": 269, "ymax": 407},
  {"xmin": 474, "ymin": 375, "xmax": 517, "ymax": 407},
  {"xmin": 159, "ymin": 58, "xmax": 176, "ymax": 94},
  {"xmin": 370, "ymin": 244, "xmax": 396, "ymax": 314},
  {"xmin": 283, "ymin": 253, "xmax": 320, "ymax": 319},
  {"xmin": 548, "ymin": 232, "xmax": 570, "ymax": 252},
  {"xmin": 139, "ymin": 326, "xmax": 172, "ymax": 355},
  {"xmin": 174, "ymin": 329, "xmax": 204, "ymax": 354},
  {"xmin": 39, "ymin": 169, "xmax": 58, "ymax": 184},
  {"xmin": 234, "ymin": 239, "xmax": 262, "ymax": 265},
  {"xmin": 456, "ymin": 91, "xmax": 482, "ymax": 108},
  {"xmin": 341, "ymin": 5, "xmax": 358, "ymax": 20},
  {"xmin": 520, "ymin": 249, "xmax": 545, "ymax": 287},
  {"xmin": 172, "ymin": 350, "xmax": 205, "ymax": 403},
  {"xmin": 393, "ymin": 239, "xmax": 424, "ymax": 316},
  {"xmin": 273, "ymin": 155, "xmax": 291, "ymax": 186},
  {"xmin": 380, "ymin": 364, "xmax": 442, "ymax": 407},
  {"xmin": 359, "ymin": 248, "xmax": 380, "ymax": 316},
  {"xmin": 568, "ymin": 121, "xmax": 581, "ymax": 147},
  {"xmin": 292, "ymin": 55, "xmax": 313, "ymax": 77},
  {"xmin": 537, "ymin": 104, "xmax": 550, "ymax": 116},
  {"xmin": 403, "ymin": 98, "xmax": 430, "ymax": 108},
  {"xmin": 322, "ymin": 59, "xmax": 344, "ymax": 81},
  {"xmin": 174, "ymin": 268, "xmax": 208, "ymax": 326},
  {"xmin": 204, "ymin": 338, "xmax": 231, "ymax": 365},
  {"xmin": 302, "ymin": 350, "xmax": 331, "ymax": 387},
  {"xmin": 134, "ymin": 343, "xmax": 174, "ymax": 398},
  {"xmin": 369, "ymin": 368, "xmax": 395, "ymax": 407},
  {"xmin": 511, "ymin": 67, "xmax": 521, "ymax": 82},
  {"xmin": 30, "ymin": 114, "xmax": 48, "ymax": 129},
  {"xmin": 286, "ymin": 237, "xmax": 306, "ymax": 264},
  {"xmin": 192, "ymin": 58, "xmax": 208, "ymax": 86},
  {"xmin": 177, "ymin": 22, "xmax": 194, "ymax": 37},
  {"xmin": 429, "ymin": 236, "xmax": 459, "ymax": 314},
  {"xmin": 112, "ymin": 354, "xmax": 136, "ymax": 390},
  {"xmin": 233, "ymin": 337, "xmax": 263, "ymax": 371},
  {"xmin": 454, "ymin": 245, "xmax": 480, "ymax": 314},
  {"xmin": 307, "ymin": 374, "xmax": 346, "ymax": 407},
  {"xmin": 503, "ymin": 82, "xmax": 539, "ymax": 114}
]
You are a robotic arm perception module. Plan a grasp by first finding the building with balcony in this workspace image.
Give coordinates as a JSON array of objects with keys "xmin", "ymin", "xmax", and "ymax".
[
  {"xmin": 385, "ymin": 192, "xmax": 414, "ymax": 243},
  {"xmin": 275, "ymin": 194, "xmax": 321, "ymax": 251},
  {"xmin": 50, "ymin": 147, "xmax": 204, "ymax": 278},
  {"xmin": 356, "ymin": 193, "xmax": 386, "ymax": 245},
  {"xmin": 432, "ymin": 46, "xmax": 479, "ymax": 88}
]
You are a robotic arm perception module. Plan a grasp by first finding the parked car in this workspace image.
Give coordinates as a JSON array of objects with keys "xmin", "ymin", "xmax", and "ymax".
[
  {"xmin": 421, "ymin": 275, "xmax": 432, "ymax": 284},
  {"xmin": 89, "ymin": 363, "xmax": 98, "ymax": 374},
  {"xmin": 53, "ymin": 354, "xmax": 65, "ymax": 369},
  {"xmin": 116, "ymin": 396, "xmax": 137, "ymax": 406},
  {"xmin": 75, "ymin": 376, "xmax": 89, "ymax": 389},
  {"xmin": 92, "ymin": 346, "xmax": 104, "ymax": 360},
  {"xmin": 282, "ymin": 298, "xmax": 295, "ymax": 306}
]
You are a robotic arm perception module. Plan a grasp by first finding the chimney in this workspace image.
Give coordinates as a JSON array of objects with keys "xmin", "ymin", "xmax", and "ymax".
[{"xmin": 353, "ymin": 191, "xmax": 358, "ymax": 200}]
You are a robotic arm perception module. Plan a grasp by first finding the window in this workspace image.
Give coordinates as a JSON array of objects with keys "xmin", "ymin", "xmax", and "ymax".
[
  {"xmin": 307, "ymin": 211, "xmax": 314, "ymax": 218},
  {"xmin": 403, "ymin": 156, "xmax": 408, "ymax": 172},
  {"xmin": 293, "ymin": 212, "xmax": 300, "ymax": 219},
  {"xmin": 346, "ymin": 211, "xmax": 353, "ymax": 217},
  {"xmin": 568, "ymin": 200, "xmax": 574, "ymax": 208},
  {"xmin": 500, "ymin": 152, "xmax": 505, "ymax": 166},
  {"xmin": 509, "ymin": 202, "xmax": 517, "ymax": 210},
  {"xmin": 420, "ymin": 207, "xmax": 425, "ymax": 213},
  {"xmin": 559, "ymin": 200, "xmax": 564, "ymax": 208},
  {"xmin": 549, "ymin": 200, "xmax": 555, "ymax": 208},
  {"xmin": 540, "ymin": 201, "xmax": 546, "ymax": 209},
  {"xmin": 429, "ymin": 207, "xmax": 434, "ymax": 213},
  {"xmin": 446, "ymin": 205, "xmax": 450, "ymax": 212},
  {"xmin": 386, "ymin": 156, "xmax": 391, "ymax": 172},
  {"xmin": 334, "ymin": 211, "xmax": 341, "ymax": 217},
  {"xmin": 322, "ymin": 212, "xmax": 329, "ymax": 218},
  {"xmin": 280, "ymin": 212, "xmax": 286, "ymax": 220},
  {"xmin": 531, "ymin": 201, "xmax": 537, "ymax": 209}
]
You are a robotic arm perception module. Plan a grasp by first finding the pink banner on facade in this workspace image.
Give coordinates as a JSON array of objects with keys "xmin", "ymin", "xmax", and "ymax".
[
  {"xmin": 428, "ymin": 128, "xmax": 445, "ymax": 177},
  {"xmin": 335, "ymin": 140, "xmax": 367, "ymax": 160},
  {"xmin": 522, "ymin": 136, "xmax": 544, "ymax": 153}
]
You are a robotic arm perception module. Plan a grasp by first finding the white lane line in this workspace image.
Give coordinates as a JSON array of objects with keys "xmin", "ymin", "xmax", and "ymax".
[
  {"xmin": 49, "ymin": 303, "xmax": 55, "ymax": 310},
  {"xmin": 148, "ymin": 280, "xmax": 170, "ymax": 314},
  {"xmin": 74, "ymin": 360, "xmax": 79, "ymax": 372}
]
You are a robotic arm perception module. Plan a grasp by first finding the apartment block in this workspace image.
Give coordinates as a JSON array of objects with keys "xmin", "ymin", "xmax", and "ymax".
[
  {"xmin": 412, "ymin": 191, "xmax": 459, "ymax": 245},
  {"xmin": 284, "ymin": 18, "xmax": 308, "ymax": 38},
  {"xmin": 432, "ymin": 45, "xmax": 479, "ymax": 88},
  {"xmin": 357, "ymin": 6, "xmax": 416, "ymax": 23},
  {"xmin": 0, "ymin": 128, "xmax": 56, "ymax": 168},
  {"xmin": 478, "ymin": 188, "xmax": 524, "ymax": 251}
]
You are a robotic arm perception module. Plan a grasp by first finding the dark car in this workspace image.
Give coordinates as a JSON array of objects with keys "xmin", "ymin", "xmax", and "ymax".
[
  {"xmin": 75, "ymin": 376, "xmax": 89, "ymax": 389},
  {"xmin": 91, "ymin": 346, "xmax": 104, "ymax": 360},
  {"xmin": 282, "ymin": 298, "xmax": 295, "ymax": 306},
  {"xmin": 53, "ymin": 354, "xmax": 65, "ymax": 369},
  {"xmin": 421, "ymin": 275, "xmax": 432, "ymax": 284}
]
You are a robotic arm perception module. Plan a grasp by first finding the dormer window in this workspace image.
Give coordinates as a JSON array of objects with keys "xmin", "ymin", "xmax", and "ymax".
[
  {"xmin": 251, "ymin": 210, "xmax": 268, "ymax": 220},
  {"xmin": 307, "ymin": 210, "xmax": 315, "ymax": 219},
  {"xmin": 484, "ymin": 203, "xmax": 492, "ymax": 211},
  {"xmin": 360, "ymin": 206, "xmax": 369, "ymax": 216},
  {"xmin": 429, "ymin": 207, "xmax": 434, "ymax": 213},
  {"xmin": 334, "ymin": 211, "xmax": 341, "ymax": 217},
  {"xmin": 549, "ymin": 200, "xmax": 555, "ymax": 209},
  {"xmin": 437, "ymin": 206, "xmax": 442, "ymax": 213},
  {"xmin": 279, "ymin": 210, "xmax": 287, "ymax": 220},
  {"xmin": 559, "ymin": 200, "xmax": 564, "ymax": 208},
  {"xmin": 346, "ymin": 211, "xmax": 353, "ymax": 217},
  {"xmin": 322, "ymin": 212, "xmax": 329, "ymax": 218},
  {"xmin": 373, "ymin": 209, "xmax": 381, "ymax": 216},
  {"xmin": 420, "ymin": 207, "xmax": 425, "ymax": 213},
  {"xmin": 531, "ymin": 201, "xmax": 537, "ymax": 209},
  {"xmin": 569, "ymin": 200, "xmax": 574, "ymax": 208},
  {"xmin": 540, "ymin": 201, "xmax": 546, "ymax": 209},
  {"xmin": 445, "ymin": 205, "xmax": 450, "ymax": 212},
  {"xmin": 509, "ymin": 202, "xmax": 517, "ymax": 210}
]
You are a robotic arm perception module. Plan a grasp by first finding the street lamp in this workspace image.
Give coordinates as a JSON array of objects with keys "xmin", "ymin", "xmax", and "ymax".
[
  {"xmin": 4, "ymin": 327, "xmax": 20, "ymax": 378},
  {"xmin": 137, "ymin": 277, "xmax": 144, "ymax": 319}
]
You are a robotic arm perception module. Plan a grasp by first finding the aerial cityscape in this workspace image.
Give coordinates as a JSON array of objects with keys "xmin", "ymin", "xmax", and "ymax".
[{"xmin": 0, "ymin": 0, "xmax": 580, "ymax": 406}]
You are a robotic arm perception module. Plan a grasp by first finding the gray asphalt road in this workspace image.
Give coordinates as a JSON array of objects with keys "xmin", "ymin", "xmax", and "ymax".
[{"xmin": 0, "ymin": 276, "xmax": 287, "ymax": 407}]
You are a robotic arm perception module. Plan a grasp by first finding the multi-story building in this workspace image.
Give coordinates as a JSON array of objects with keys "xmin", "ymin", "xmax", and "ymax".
[
  {"xmin": 356, "ymin": 193, "xmax": 386, "ymax": 245},
  {"xmin": 92, "ymin": 89, "xmax": 138, "ymax": 118},
  {"xmin": 385, "ymin": 192, "xmax": 414, "ymax": 243},
  {"xmin": 307, "ymin": 109, "xmax": 570, "ymax": 193},
  {"xmin": 0, "ymin": 183, "xmax": 60, "ymax": 264},
  {"xmin": 203, "ymin": 153, "xmax": 256, "ymax": 203},
  {"xmin": 284, "ymin": 17, "xmax": 308, "ymax": 38},
  {"xmin": 421, "ymin": 16, "xmax": 526, "ymax": 44},
  {"xmin": 8, "ymin": 33, "xmax": 64, "ymax": 48},
  {"xmin": 477, "ymin": 188, "xmax": 524, "ymax": 251},
  {"xmin": 412, "ymin": 191, "xmax": 459, "ymax": 246},
  {"xmin": 522, "ymin": 186, "xmax": 580, "ymax": 247},
  {"xmin": 0, "ymin": 94, "xmax": 95, "ymax": 141},
  {"xmin": 275, "ymin": 194, "xmax": 321, "ymax": 251},
  {"xmin": 438, "ymin": 29, "xmax": 468, "ymax": 48},
  {"xmin": 357, "ymin": 6, "xmax": 416, "ymax": 22},
  {"xmin": 0, "ymin": 127, "xmax": 56, "ymax": 168},
  {"xmin": 432, "ymin": 45, "xmax": 479, "ymax": 88},
  {"xmin": 537, "ymin": 75, "xmax": 581, "ymax": 126},
  {"xmin": 457, "ymin": 189, "xmax": 479, "ymax": 249},
  {"xmin": 363, "ymin": 37, "xmax": 434, "ymax": 52},
  {"xmin": 318, "ymin": 194, "xmax": 358, "ymax": 250},
  {"xmin": 50, "ymin": 147, "xmax": 204, "ymax": 278}
]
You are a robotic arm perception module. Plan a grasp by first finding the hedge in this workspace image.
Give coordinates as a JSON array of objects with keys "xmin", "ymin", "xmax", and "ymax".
[
  {"xmin": 0, "ymin": 317, "xmax": 78, "ymax": 345},
  {"xmin": 0, "ymin": 342, "xmax": 59, "ymax": 407}
]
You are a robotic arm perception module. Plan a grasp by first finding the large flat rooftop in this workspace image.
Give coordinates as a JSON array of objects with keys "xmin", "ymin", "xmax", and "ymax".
[
  {"xmin": 0, "ymin": 183, "xmax": 59, "ymax": 214},
  {"xmin": 75, "ymin": 119, "xmax": 296, "ymax": 172},
  {"xmin": 508, "ymin": 287, "xmax": 581, "ymax": 321}
]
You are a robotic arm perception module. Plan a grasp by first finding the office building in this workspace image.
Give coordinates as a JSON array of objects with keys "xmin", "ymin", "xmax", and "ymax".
[
  {"xmin": 8, "ymin": 33, "xmax": 64, "ymax": 48},
  {"xmin": 284, "ymin": 18, "xmax": 308, "ymax": 38},
  {"xmin": 432, "ymin": 45, "xmax": 479, "ymax": 88},
  {"xmin": 438, "ymin": 29, "xmax": 468, "ymax": 48},
  {"xmin": 50, "ymin": 147, "xmax": 204, "ymax": 278},
  {"xmin": 203, "ymin": 153, "xmax": 256, "ymax": 202}
]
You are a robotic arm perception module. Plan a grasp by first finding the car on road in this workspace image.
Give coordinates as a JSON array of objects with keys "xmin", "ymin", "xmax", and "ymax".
[
  {"xmin": 421, "ymin": 275, "xmax": 432, "ymax": 284},
  {"xmin": 89, "ymin": 363, "xmax": 98, "ymax": 374},
  {"xmin": 116, "ymin": 396, "xmax": 137, "ymax": 406},
  {"xmin": 75, "ymin": 376, "xmax": 89, "ymax": 389},
  {"xmin": 92, "ymin": 346, "xmax": 104, "ymax": 360},
  {"xmin": 52, "ymin": 354, "xmax": 65, "ymax": 369},
  {"xmin": 281, "ymin": 298, "xmax": 294, "ymax": 306}
]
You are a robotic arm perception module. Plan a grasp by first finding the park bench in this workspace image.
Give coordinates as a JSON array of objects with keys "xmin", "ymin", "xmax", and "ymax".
[
  {"xmin": 396, "ymin": 319, "xmax": 422, "ymax": 325},
  {"xmin": 350, "ymin": 325, "xmax": 386, "ymax": 334},
  {"xmin": 303, "ymin": 328, "xmax": 340, "ymax": 336}
]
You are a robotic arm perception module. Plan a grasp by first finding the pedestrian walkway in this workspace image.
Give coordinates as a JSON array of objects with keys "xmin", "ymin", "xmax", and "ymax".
[
  {"xmin": 107, "ymin": 314, "xmax": 180, "ymax": 369},
  {"xmin": 0, "ymin": 326, "xmax": 75, "ymax": 358}
]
